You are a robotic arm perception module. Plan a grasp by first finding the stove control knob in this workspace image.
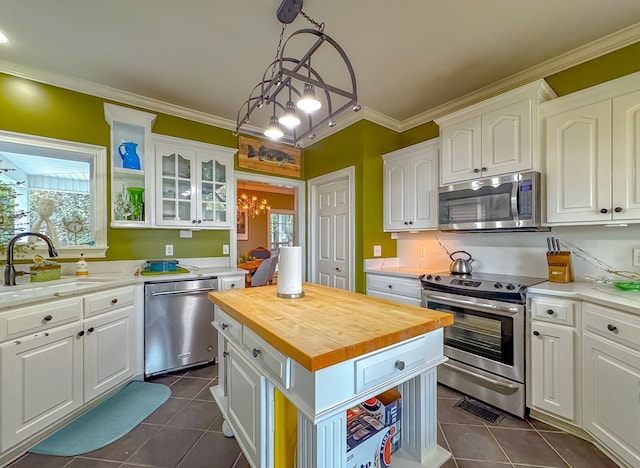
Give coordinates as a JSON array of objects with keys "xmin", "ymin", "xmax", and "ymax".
[
  {"xmin": 434, "ymin": 275, "xmax": 441, "ymax": 281},
  {"xmin": 506, "ymin": 283, "xmax": 516, "ymax": 290},
  {"xmin": 493, "ymin": 282, "xmax": 503, "ymax": 289},
  {"xmin": 425, "ymin": 274, "xmax": 433, "ymax": 280}
]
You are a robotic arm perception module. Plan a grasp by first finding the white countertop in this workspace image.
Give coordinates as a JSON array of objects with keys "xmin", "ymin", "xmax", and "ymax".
[
  {"xmin": 528, "ymin": 281, "xmax": 640, "ymax": 315},
  {"xmin": 0, "ymin": 264, "xmax": 244, "ymax": 311}
]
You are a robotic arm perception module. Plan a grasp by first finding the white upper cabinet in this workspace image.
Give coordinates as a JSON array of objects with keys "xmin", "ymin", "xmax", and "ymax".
[
  {"xmin": 382, "ymin": 139, "xmax": 439, "ymax": 231},
  {"xmin": 153, "ymin": 135, "xmax": 235, "ymax": 229},
  {"xmin": 544, "ymin": 71, "xmax": 640, "ymax": 225},
  {"xmin": 104, "ymin": 103, "xmax": 157, "ymax": 229},
  {"xmin": 437, "ymin": 80, "xmax": 555, "ymax": 185}
]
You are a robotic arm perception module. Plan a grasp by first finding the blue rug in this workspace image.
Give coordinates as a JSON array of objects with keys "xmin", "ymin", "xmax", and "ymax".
[{"xmin": 29, "ymin": 380, "xmax": 171, "ymax": 456}]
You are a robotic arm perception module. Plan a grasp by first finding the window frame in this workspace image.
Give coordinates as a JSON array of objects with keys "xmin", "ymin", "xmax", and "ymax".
[
  {"xmin": 0, "ymin": 130, "xmax": 108, "ymax": 258},
  {"xmin": 267, "ymin": 209, "xmax": 295, "ymax": 258}
]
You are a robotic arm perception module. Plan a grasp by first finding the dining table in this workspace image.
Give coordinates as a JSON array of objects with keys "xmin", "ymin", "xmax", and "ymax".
[{"xmin": 236, "ymin": 258, "xmax": 264, "ymax": 286}]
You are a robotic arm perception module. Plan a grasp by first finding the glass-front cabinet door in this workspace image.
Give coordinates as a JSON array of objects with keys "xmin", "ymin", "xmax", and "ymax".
[{"xmin": 153, "ymin": 136, "xmax": 235, "ymax": 229}]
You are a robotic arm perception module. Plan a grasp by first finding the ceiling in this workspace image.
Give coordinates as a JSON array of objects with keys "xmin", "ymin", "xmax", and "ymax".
[{"xmin": 2, "ymin": 1, "xmax": 640, "ymax": 141}]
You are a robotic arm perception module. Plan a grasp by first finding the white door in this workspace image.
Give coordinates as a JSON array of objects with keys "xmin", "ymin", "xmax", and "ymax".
[
  {"xmin": 440, "ymin": 115, "xmax": 482, "ymax": 184},
  {"xmin": 612, "ymin": 90, "xmax": 640, "ymax": 221},
  {"xmin": 309, "ymin": 167, "xmax": 354, "ymax": 291}
]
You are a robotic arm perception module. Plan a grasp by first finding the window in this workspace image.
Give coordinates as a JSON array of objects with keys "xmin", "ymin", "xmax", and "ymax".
[
  {"xmin": 0, "ymin": 130, "xmax": 107, "ymax": 258},
  {"xmin": 268, "ymin": 210, "xmax": 295, "ymax": 258}
]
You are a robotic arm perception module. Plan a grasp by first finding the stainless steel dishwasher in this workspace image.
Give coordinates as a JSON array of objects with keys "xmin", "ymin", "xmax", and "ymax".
[{"xmin": 144, "ymin": 276, "xmax": 218, "ymax": 377}]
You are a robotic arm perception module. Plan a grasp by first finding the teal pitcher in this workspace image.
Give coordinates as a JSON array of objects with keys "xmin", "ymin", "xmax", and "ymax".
[{"xmin": 119, "ymin": 141, "xmax": 141, "ymax": 170}]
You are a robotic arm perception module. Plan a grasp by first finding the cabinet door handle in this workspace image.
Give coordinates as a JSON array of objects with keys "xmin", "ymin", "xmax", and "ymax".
[
  {"xmin": 388, "ymin": 284, "xmax": 392, "ymax": 289},
  {"xmin": 473, "ymin": 168, "xmax": 480, "ymax": 173},
  {"xmin": 600, "ymin": 208, "xmax": 608, "ymax": 214},
  {"xmin": 546, "ymin": 309, "xmax": 554, "ymax": 315},
  {"xmin": 77, "ymin": 330, "xmax": 85, "ymax": 337},
  {"xmin": 395, "ymin": 360, "xmax": 405, "ymax": 371},
  {"xmin": 221, "ymin": 323, "xmax": 228, "ymax": 330},
  {"xmin": 607, "ymin": 324, "xmax": 618, "ymax": 333},
  {"xmin": 533, "ymin": 330, "xmax": 540, "ymax": 336},
  {"xmin": 404, "ymin": 221, "xmax": 409, "ymax": 225},
  {"xmin": 481, "ymin": 167, "xmax": 487, "ymax": 172},
  {"xmin": 335, "ymin": 267, "xmax": 342, "ymax": 272},
  {"xmin": 614, "ymin": 207, "xmax": 622, "ymax": 213},
  {"xmin": 43, "ymin": 315, "xmax": 53, "ymax": 322},
  {"xmin": 408, "ymin": 221, "xmax": 413, "ymax": 225},
  {"xmin": 223, "ymin": 351, "xmax": 229, "ymax": 358},
  {"xmin": 192, "ymin": 219, "xmax": 197, "ymax": 224},
  {"xmin": 197, "ymin": 219, "xmax": 202, "ymax": 224},
  {"xmin": 252, "ymin": 348, "xmax": 261, "ymax": 358},
  {"xmin": 87, "ymin": 327, "xmax": 95, "ymax": 334},
  {"xmin": 111, "ymin": 298, "xmax": 118, "ymax": 305}
]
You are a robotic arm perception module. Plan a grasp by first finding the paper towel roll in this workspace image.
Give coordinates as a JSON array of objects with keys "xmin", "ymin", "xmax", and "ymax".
[{"xmin": 277, "ymin": 246, "xmax": 304, "ymax": 298}]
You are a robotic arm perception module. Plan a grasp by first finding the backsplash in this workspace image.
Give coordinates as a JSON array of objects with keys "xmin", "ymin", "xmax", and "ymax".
[{"xmin": 395, "ymin": 225, "xmax": 640, "ymax": 281}]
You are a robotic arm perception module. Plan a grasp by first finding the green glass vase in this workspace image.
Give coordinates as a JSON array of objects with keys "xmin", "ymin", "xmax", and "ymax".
[{"xmin": 127, "ymin": 187, "xmax": 145, "ymax": 221}]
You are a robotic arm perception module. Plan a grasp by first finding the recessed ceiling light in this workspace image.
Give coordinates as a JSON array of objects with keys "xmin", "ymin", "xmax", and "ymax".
[{"xmin": 0, "ymin": 31, "xmax": 9, "ymax": 44}]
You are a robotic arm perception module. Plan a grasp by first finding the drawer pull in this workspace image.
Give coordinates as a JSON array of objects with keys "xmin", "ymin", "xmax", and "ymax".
[
  {"xmin": 533, "ymin": 330, "xmax": 540, "ymax": 336},
  {"xmin": 230, "ymin": 283, "xmax": 236, "ymax": 288},
  {"xmin": 395, "ymin": 360, "xmax": 405, "ymax": 371},
  {"xmin": 600, "ymin": 208, "xmax": 608, "ymax": 214},
  {"xmin": 252, "ymin": 348, "xmax": 261, "ymax": 358},
  {"xmin": 43, "ymin": 315, "xmax": 53, "ymax": 322},
  {"xmin": 221, "ymin": 323, "xmax": 228, "ymax": 330},
  {"xmin": 77, "ymin": 330, "xmax": 85, "ymax": 337},
  {"xmin": 87, "ymin": 327, "xmax": 95, "ymax": 334},
  {"xmin": 388, "ymin": 284, "xmax": 392, "ymax": 289},
  {"xmin": 223, "ymin": 351, "xmax": 229, "ymax": 358},
  {"xmin": 614, "ymin": 207, "xmax": 622, "ymax": 213},
  {"xmin": 546, "ymin": 309, "xmax": 554, "ymax": 315},
  {"xmin": 111, "ymin": 298, "xmax": 118, "ymax": 305},
  {"xmin": 607, "ymin": 324, "xmax": 618, "ymax": 333}
]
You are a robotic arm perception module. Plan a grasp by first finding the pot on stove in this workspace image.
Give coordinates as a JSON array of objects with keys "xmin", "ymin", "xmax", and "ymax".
[{"xmin": 449, "ymin": 250, "xmax": 474, "ymax": 274}]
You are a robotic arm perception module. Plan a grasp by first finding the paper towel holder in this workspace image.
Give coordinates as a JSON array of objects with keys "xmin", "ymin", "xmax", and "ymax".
[{"xmin": 277, "ymin": 290, "xmax": 305, "ymax": 299}]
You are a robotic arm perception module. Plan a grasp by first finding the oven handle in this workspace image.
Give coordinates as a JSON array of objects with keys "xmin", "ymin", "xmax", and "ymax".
[
  {"xmin": 423, "ymin": 293, "xmax": 520, "ymax": 315},
  {"xmin": 441, "ymin": 361, "xmax": 520, "ymax": 391}
]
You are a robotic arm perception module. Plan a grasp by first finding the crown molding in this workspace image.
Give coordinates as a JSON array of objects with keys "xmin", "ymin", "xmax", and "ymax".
[
  {"xmin": 400, "ymin": 21, "xmax": 640, "ymax": 132},
  {"xmin": 1, "ymin": 20, "xmax": 638, "ymax": 143}
]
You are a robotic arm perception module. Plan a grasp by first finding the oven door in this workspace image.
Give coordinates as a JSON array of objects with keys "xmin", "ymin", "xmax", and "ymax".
[{"xmin": 422, "ymin": 289, "xmax": 524, "ymax": 383}]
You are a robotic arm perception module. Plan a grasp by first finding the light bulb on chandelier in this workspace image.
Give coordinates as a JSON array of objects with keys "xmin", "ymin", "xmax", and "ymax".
[{"xmin": 238, "ymin": 192, "xmax": 271, "ymax": 219}]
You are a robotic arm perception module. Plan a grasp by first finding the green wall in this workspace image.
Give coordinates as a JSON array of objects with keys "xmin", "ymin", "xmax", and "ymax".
[{"xmin": 0, "ymin": 73, "xmax": 235, "ymax": 261}]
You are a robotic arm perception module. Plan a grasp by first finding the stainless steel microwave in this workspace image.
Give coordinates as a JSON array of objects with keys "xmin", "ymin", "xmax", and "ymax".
[{"xmin": 438, "ymin": 171, "xmax": 544, "ymax": 231}]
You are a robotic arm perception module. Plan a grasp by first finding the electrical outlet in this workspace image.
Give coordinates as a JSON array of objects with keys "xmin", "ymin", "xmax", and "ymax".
[
  {"xmin": 633, "ymin": 248, "xmax": 640, "ymax": 266},
  {"xmin": 165, "ymin": 244, "xmax": 173, "ymax": 256},
  {"xmin": 420, "ymin": 246, "xmax": 426, "ymax": 257},
  {"xmin": 373, "ymin": 245, "xmax": 382, "ymax": 257},
  {"xmin": 223, "ymin": 244, "xmax": 230, "ymax": 255}
]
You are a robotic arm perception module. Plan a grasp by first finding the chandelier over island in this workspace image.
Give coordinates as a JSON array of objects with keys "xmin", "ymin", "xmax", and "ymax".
[{"xmin": 233, "ymin": 0, "xmax": 360, "ymax": 146}]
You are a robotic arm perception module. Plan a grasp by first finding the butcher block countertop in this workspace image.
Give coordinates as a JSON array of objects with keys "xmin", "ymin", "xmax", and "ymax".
[{"xmin": 208, "ymin": 282, "xmax": 453, "ymax": 372}]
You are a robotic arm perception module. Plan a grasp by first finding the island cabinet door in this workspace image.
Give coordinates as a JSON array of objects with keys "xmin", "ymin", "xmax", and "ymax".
[{"xmin": 227, "ymin": 345, "xmax": 269, "ymax": 468}]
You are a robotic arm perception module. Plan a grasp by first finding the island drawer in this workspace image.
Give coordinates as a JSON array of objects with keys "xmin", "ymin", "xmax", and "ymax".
[
  {"xmin": 366, "ymin": 274, "xmax": 421, "ymax": 299},
  {"xmin": 242, "ymin": 326, "xmax": 291, "ymax": 389},
  {"xmin": 355, "ymin": 335, "xmax": 429, "ymax": 393},
  {"xmin": 530, "ymin": 296, "xmax": 578, "ymax": 325},
  {"xmin": 0, "ymin": 297, "xmax": 82, "ymax": 341},
  {"xmin": 215, "ymin": 308, "xmax": 243, "ymax": 345},
  {"xmin": 84, "ymin": 286, "xmax": 135, "ymax": 318}
]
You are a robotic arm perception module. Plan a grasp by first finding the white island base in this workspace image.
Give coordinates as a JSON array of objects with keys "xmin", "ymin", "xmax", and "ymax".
[{"xmin": 211, "ymin": 320, "xmax": 451, "ymax": 468}]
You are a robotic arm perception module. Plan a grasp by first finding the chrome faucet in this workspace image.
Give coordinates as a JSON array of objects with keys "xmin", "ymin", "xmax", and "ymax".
[{"xmin": 4, "ymin": 232, "xmax": 59, "ymax": 286}]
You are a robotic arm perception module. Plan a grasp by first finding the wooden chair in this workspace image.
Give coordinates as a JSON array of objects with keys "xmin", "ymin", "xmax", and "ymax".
[
  {"xmin": 251, "ymin": 256, "xmax": 278, "ymax": 287},
  {"xmin": 249, "ymin": 246, "xmax": 271, "ymax": 259}
]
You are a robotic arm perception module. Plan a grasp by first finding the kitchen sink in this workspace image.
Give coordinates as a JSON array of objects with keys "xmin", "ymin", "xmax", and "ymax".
[{"xmin": 0, "ymin": 277, "xmax": 119, "ymax": 301}]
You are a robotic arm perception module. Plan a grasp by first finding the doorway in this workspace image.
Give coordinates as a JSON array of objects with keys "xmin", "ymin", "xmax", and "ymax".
[{"xmin": 233, "ymin": 172, "xmax": 305, "ymax": 273}]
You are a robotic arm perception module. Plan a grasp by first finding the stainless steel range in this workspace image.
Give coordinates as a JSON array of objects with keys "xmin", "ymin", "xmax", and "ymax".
[{"xmin": 421, "ymin": 272, "xmax": 546, "ymax": 418}]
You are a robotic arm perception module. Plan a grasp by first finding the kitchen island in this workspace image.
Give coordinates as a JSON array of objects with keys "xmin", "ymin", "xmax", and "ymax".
[{"xmin": 208, "ymin": 283, "xmax": 454, "ymax": 468}]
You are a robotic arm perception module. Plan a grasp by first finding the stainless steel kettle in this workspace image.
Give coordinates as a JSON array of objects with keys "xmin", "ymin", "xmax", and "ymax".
[{"xmin": 449, "ymin": 250, "xmax": 474, "ymax": 274}]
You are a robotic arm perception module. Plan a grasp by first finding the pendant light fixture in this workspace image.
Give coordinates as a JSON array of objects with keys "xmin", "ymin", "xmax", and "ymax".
[{"xmin": 234, "ymin": 0, "xmax": 360, "ymax": 146}]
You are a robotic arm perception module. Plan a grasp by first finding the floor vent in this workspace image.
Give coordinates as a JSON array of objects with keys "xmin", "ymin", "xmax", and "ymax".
[{"xmin": 454, "ymin": 397, "xmax": 505, "ymax": 424}]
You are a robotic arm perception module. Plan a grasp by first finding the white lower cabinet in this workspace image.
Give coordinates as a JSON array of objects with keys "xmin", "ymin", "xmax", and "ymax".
[
  {"xmin": 0, "ymin": 285, "xmax": 141, "ymax": 458},
  {"xmin": 83, "ymin": 306, "xmax": 134, "ymax": 402},
  {"xmin": 530, "ymin": 321, "xmax": 576, "ymax": 421},
  {"xmin": 583, "ymin": 302, "xmax": 640, "ymax": 467},
  {"xmin": 219, "ymin": 275, "xmax": 246, "ymax": 290},
  {"xmin": 0, "ymin": 322, "xmax": 84, "ymax": 451},
  {"xmin": 365, "ymin": 273, "xmax": 422, "ymax": 306},
  {"xmin": 227, "ymin": 342, "xmax": 268, "ymax": 468}
]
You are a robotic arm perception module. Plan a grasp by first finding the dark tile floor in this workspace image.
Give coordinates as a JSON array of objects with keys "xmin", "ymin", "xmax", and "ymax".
[{"xmin": 8, "ymin": 364, "xmax": 618, "ymax": 468}]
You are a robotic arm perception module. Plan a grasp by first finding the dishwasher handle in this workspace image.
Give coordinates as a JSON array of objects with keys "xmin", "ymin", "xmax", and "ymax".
[{"xmin": 150, "ymin": 287, "xmax": 217, "ymax": 297}]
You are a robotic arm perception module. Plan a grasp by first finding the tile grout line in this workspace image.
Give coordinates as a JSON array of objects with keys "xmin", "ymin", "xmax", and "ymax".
[
  {"xmin": 483, "ymin": 421, "xmax": 516, "ymax": 467},
  {"xmin": 533, "ymin": 427, "xmax": 573, "ymax": 468},
  {"xmin": 436, "ymin": 422, "xmax": 459, "ymax": 468}
]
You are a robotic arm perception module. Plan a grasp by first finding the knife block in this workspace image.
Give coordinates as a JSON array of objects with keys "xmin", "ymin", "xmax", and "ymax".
[{"xmin": 547, "ymin": 252, "xmax": 574, "ymax": 283}]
